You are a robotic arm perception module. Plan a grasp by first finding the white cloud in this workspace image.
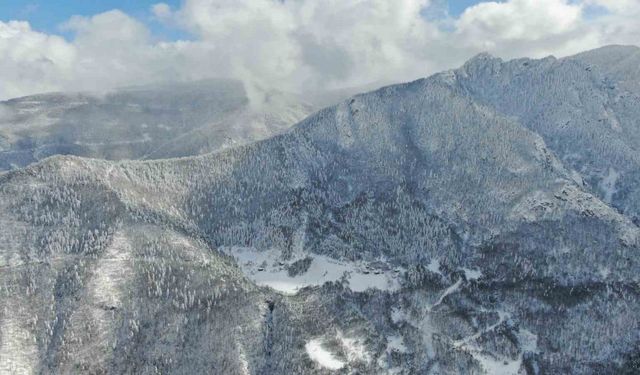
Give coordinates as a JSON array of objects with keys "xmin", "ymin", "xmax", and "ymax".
[
  {"xmin": 583, "ymin": 0, "xmax": 640, "ymax": 47},
  {"xmin": 453, "ymin": 0, "xmax": 599, "ymax": 59},
  {"xmin": 0, "ymin": 20, "xmax": 76, "ymax": 99},
  {"xmin": 457, "ymin": 0, "xmax": 581, "ymax": 41},
  {"xmin": 0, "ymin": 0, "xmax": 639, "ymax": 101},
  {"xmin": 170, "ymin": 0, "xmax": 440, "ymax": 92},
  {"xmin": 57, "ymin": 10, "xmax": 165, "ymax": 91},
  {"xmin": 151, "ymin": 3, "xmax": 172, "ymax": 19}
]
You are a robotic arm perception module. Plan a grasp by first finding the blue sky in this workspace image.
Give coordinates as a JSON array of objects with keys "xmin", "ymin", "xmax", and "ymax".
[
  {"xmin": 0, "ymin": 0, "xmax": 484, "ymax": 40},
  {"xmin": 0, "ymin": 0, "xmax": 183, "ymax": 39},
  {"xmin": 446, "ymin": 0, "xmax": 485, "ymax": 16}
]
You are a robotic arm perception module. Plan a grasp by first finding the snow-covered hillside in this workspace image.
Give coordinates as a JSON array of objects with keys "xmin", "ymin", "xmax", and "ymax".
[
  {"xmin": 0, "ymin": 79, "xmax": 313, "ymax": 171},
  {"xmin": 450, "ymin": 45, "xmax": 640, "ymax": 222},
  {"xmin": 1, "ymin": 46, "xmax": 640, "ymax": 374}
]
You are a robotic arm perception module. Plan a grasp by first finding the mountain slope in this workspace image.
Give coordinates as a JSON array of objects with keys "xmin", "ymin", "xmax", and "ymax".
[
  {"xmin": 450, "ymin": 46, "xmax": 640, "ymax": 223},
  {"xmin": 1, "ymin": 47, "xmax": 640, "ymax": 374},
  {"xmin": 569, "ymin": 45, "xmax": 640, "ymax": 94},
  {"xmin": 0, "ymin": 79, "xmax": 313, "ymax": 171}
]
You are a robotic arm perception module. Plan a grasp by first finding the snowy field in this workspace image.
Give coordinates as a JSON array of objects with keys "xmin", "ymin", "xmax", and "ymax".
[{"xmin": 219, "ymin": 246, "xmax": 405, "ymax": 294}]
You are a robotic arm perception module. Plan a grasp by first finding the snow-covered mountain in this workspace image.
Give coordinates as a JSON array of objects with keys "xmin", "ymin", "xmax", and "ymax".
[
  {"xmin": 0, "ymin": 79, "xmax": 313, "ymax": 171},
  {"xmin": 453, "ymin": 44, "xmax": 640, "ymax": 223},
  {"xmin": 570, "ymin": 45, "xmax": 640, "ymax": 95},
  {"xmin": 1, "ymin": 46, "xmax": 640, "ymax": 374}
]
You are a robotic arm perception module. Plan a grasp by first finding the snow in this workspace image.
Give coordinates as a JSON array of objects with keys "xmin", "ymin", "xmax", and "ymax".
[
  {"xmin": 88, "ymin": 231, "xmax": 132, "ymax": 309},
  {"xmin": 517, "ymin": 329, "xmax": 539, "ymax": 354},
  {"xmin": 603, "ymin": 108, "xmax": 622, "ymax": 132},
  {"xmin": 600, "ymin": 167, "xmax": 620, "ymax": 204},
  {"xmin": 220, "ymin": 246, "xmax": 403, "ymax": 295},
  {"xmin": 386, "ymin": 335, "xmax": 408, "ymax": 353},
  {"xmin": 452, "ymin": 309, "xmax": 539, "ymax": 375},
  {"xmin": 553, "ymin": 184, "xmax": 640, "ymax": 246},
  {"xmin": 305, "ymin": 339, "xmax": 345, "ymax": 370},
  {"xmin": 427, "ymin": 258, "xmax": 442, "ymax": 275},
  {"xmin": 427, "ymin": 278, "xmax": 462, "ymax": 312},
  {"xmin": 472, "ymin": 352, "xmax": 523, "ymax": 375},
  {"xmin": 453, "ymin": 310, "xmax": 508, "ymax": 349},
  {"xmin": 236, "ymin": 341, "xmax": 251, "ymax": 375},
  {"xmin": 419, "ymin": 315, "xmax": 438, "ymax": 357},
  {"xmin": 390, "ymin": 307, "xmax": 408, "ymax": 324},
  {"xmin": 376, "ymin": 335, "xmax": 410, "ymax": 373},
  {"xmin": 304, "ymin": 332, "xmax": 370, "ymax": 371},
  {"xmin": 510, "ymin": 191, "xmax": 556, "ymax": 222},
  {"xmin": 73, "ymin": 133, "xmax": 152, "ymax": 147},
  {"xmin": 338, "ymin": 333, "xmax": 371, "ymax": 363},
  {"xmin": 0, "ymin": 312, "xmax": 37, "ymax": 375},
  {"xmin": 461, "ymin": 268, "xmax": 483, "ymax": 281},
  {"xmin": 598, "ymin": 266, "xmax": 611, "ymax": 279}
]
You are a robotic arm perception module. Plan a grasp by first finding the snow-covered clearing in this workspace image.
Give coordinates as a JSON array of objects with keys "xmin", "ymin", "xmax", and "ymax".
[
  {"xmin": 305, "ymin": 332, "xmax": 371, "ymax": 371},
  {"xmin": 471, "ymin": 351, "xmax": 523, "ymax": 375},
  {"xmin": 305, "ymin": 339, "xmax": 345, "ymax": 370},
  {"xmin": 220, "ymin": 247, "xmax": 404, "ymax": 295}
]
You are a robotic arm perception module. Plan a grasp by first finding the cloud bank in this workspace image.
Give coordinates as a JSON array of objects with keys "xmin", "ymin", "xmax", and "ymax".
[{"xmin": 0, "ymin": 0, "xmax": 639, "ymax": 100}]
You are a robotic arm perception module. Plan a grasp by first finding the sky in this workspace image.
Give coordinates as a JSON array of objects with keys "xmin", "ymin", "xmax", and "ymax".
[
  {"xmin": 0, "ymin": 0, "xmax": 478, "ymax": 37},
  {"xmin": 0, "ymin": 1, "xmax": 185, "ymax": 40},
  {"xmin": 0, "ymin": 0, "xmax": 639, "ymax": 101}
]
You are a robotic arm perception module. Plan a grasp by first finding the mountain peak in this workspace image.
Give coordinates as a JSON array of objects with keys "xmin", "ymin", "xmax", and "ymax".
[{"xmin": 464, "ymin": 51, "xmax": 500, "ymax": 65}]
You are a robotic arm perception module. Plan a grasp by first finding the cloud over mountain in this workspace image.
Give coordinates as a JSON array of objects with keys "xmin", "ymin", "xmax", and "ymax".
[{"xmin": 0, "ymin": 0, "xmax": 639, "ymax": 100}]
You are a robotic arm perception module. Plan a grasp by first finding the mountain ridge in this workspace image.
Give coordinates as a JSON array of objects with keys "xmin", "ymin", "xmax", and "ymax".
[
  {"xmin": 1, "ymin": 46, "xmax": 640, "ymax": 374},
  {"xmin": 0, "ymin": 79, "xmax": 314, "ymax": 171}
]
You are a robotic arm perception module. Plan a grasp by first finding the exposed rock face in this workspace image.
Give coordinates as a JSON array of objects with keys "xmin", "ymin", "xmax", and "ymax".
[{"xmin": 1, "ymin": 46, "xmax": 639, "ymax": 374}]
